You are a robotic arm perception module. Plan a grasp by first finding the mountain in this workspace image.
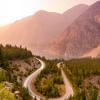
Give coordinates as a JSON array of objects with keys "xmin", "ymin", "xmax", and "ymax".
[
  {"xmin": 48, "ymin": 1, "xmax": 100, "ymax": 59},
  {"xmin": 63, "ymin": 4, "xmax": 88, "ymax": 23},
  {"xmin": 82, "ymin": 46, "xmax": 100, "ymax": 58},
  {"xmin": 0, "ymin": 4, "xmax": 88, "ymax": 55}
]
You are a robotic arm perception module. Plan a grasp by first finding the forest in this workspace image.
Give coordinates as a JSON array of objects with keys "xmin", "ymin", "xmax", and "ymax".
[
  {"xmin": 0, "ymin": 44, "xmax": 33, "ymax": 100},
  {"xmin": 64, "ymin": 58, "xmax": 100, "ymax": 100},
  {"xmin": 0, "ymin": 44, "xmax": 32, "ymax": 60},
  {"xmin": 34, "ymin": 59, "xmax": 64, "ymax": 98}
]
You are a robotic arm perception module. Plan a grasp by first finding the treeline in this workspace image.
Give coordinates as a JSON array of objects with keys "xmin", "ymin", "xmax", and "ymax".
[
  {"xmin": 0, "ymin": 44, "xmax": 32, "ymax": 69},
  {"xmin": 64, "ymin": 58, "xmax": 100, "ymax": 100},
  {"xmin": 0, "ymin": 44, "xmax": 32, "ymax": 60}
]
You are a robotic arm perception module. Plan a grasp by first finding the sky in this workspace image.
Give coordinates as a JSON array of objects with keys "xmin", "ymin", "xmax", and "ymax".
[{"xmin": 0, "ymin": 0, "xmax": 98, "ymax": 26}]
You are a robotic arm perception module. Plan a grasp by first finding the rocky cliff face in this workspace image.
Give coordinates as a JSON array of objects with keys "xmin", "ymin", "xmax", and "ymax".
[
  {"xmin": 48, "ymin": 1, "xmax": 100, "ymax": 59},
  {"xmin": 0, "ymin": 4, "xmax": 88, "ymax": 51}
]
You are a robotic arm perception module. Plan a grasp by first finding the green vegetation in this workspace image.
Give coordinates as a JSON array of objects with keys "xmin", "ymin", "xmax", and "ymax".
[
  {"xmin": 34, "ymin": 60, "xmax": 64, "ymax": 98},
  {"xmin": 21, "ymin": 88, "xmax": 31, "ymax": 100},
  {"xmin": 88, "ymin": 84, "xmax": 98, "ymax": 100},
  {"xmin": 0, "ymin": 44, "xmax": 32, "ymax": 60},
  {"xmin": 0, "ymin": 44, "xmax": 32, "ymax": 69},
  {"xmin": 0, "ymin": 68, "xmax": 6, "ymax": 82},
  {"xmin": 0, "ymin": 44, "xmax": 33, "ymax": 100},
  {"xmin": 64, "ymin": 58, "xmax": 100, "ymax": 100},
  {"xmin": 64, "ymin": 58, "xmax": 100, "ymax": 86},
  {"xmin": 0, "ymin": 43, "xmax": 100, "ymax": 100},
  {"xmin": 0, "ymin": 83, "xmax": 16, "ymax": 100}
]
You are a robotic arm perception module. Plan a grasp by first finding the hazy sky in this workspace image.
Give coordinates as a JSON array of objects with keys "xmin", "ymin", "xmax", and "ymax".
[{"xmin": 0, "ymin": 0, "xmax": 98, "ymax": 26}]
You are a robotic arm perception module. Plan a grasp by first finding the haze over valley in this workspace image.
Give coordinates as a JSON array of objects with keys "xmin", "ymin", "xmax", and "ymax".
[
  {"xmin": 0, "ymin": 0, "xmax": 100, "ymax": 100},
  {"xmin": 0, "ymin": 1, "xmax": 100, "ymax": 59},
  {"xmin": 0, "ymin": 4, "xmax": 89, "ymax": 58}
]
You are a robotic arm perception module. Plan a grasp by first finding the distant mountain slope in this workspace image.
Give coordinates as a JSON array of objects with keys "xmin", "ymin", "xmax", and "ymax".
[
  {"xmin": 82, "ymin": 46, "xmax": 100, "ymax": 58},
  {"xmin": 0, "ymin": 4, "xmax": 88, "ymax": 49},
  {"xmin": 48, "ymin": 1, "xmax": 100, "ymax": 59},
  {"xmin": 63, "ymin": 4, "xmax": 88, "ymax": 24}
]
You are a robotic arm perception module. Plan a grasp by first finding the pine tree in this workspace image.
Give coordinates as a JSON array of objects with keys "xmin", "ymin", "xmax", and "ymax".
[{"xmin": 0, "ymin": 47, "xmax": 3, "ymax": 60}]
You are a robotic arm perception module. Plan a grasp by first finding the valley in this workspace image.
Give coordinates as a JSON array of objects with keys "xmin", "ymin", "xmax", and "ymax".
[
  {"xmin": 0, "ymin": 44, "xmax": 100, "ymax": 100},
  {"xmin": 23, "ymin": 57, "xmax": 100, "ymax": 100},
  {"xmin": 0, "ymin": 0, "xmax": 100, "ymax": 100}
]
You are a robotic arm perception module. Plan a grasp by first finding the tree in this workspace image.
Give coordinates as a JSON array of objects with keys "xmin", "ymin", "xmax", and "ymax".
[
  {"xmin": 21, "ymin": 88, "xmax": 30, "ymax": 100},
  {"xmin": 0, "ymin": 47, "xmax": 3, "ymax": 60}
]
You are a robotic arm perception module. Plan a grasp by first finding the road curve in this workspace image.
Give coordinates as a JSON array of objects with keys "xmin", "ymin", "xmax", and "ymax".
[
  {"xmin": 23, "ymin": 58, "xmax": 45, "ymax": 100},
  {"xmin": 49, "ymin": 68, "xmax": 74, "ymax": 100},
  {"xmin": 24, "ymin": 58, "xmax": 74, "ymax": 100}
]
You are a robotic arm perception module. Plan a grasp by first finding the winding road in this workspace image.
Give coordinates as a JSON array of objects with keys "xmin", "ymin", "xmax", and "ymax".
[
  {"xmin": 23, "ymin": 58, "xmax": 45, "ymax": 100},
  {"xmin": 49, "ymin": 68, "xmax": 74, "ymax": 100},
  {"xmin": 23, "ymin": 58, "xmax": 74, "ymax": 100}
]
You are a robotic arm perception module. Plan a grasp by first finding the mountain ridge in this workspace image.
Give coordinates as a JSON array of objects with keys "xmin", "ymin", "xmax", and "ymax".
[
  {"xmin": 0, "ymin": 4, "xmax": 89, "ymax": 58},
  {"xmin": 47, "ymin": 1, "xmax": 100, "ymax": 59}
]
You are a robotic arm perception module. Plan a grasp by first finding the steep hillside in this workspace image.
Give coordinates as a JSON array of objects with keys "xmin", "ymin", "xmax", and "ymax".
[
  {"xmin": 0, "ymin": 44, "xmax": 40, "ymax": 99},
  {"xmin": 82, "ymin": 46, "xmax": 100, "ymax": 58},
  {"xmin": 48, "ymin": 1, "xmax": 100, "ymax": 59},
  {"xmin": 0, "ymin": 4, "xmax": 88, "ymax": 53}
]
